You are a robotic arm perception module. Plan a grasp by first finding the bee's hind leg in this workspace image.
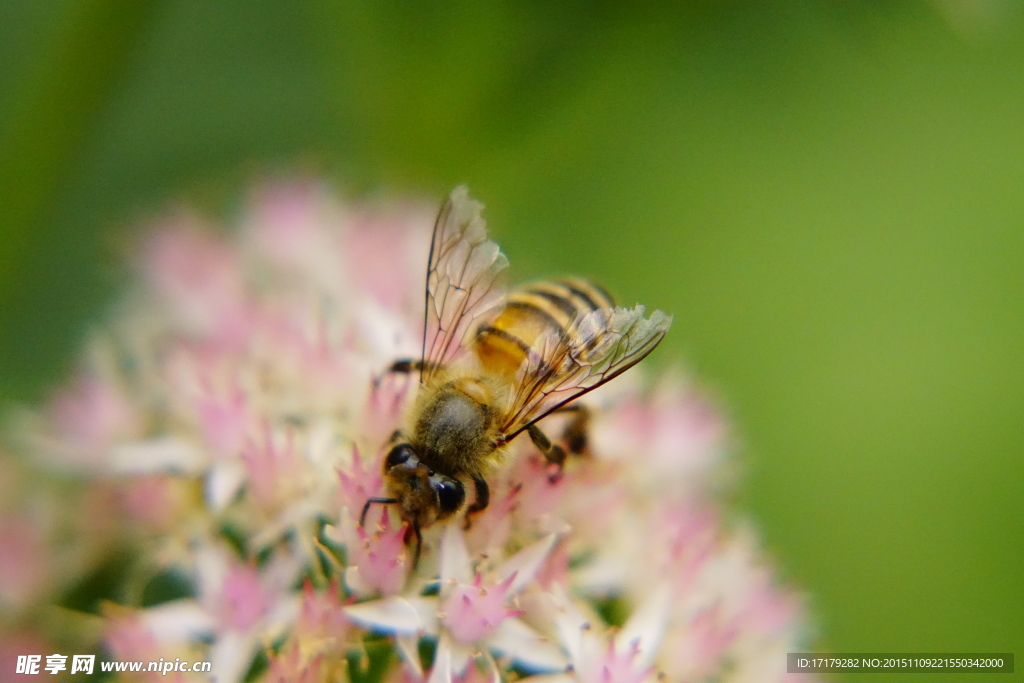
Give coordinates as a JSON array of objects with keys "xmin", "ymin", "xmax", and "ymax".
[
  {"xmin": 527, "ymin": 424, "xmax": 568, "ymax": 483},
  {"xmin": 462, "ymin": 477, "xmax": 490, "ymax": 530},
  {"xmin": 553, "ymin": 404, "xmax": 591, "ymax": 455}
]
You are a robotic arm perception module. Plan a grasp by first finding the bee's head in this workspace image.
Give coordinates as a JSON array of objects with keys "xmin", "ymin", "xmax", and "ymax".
[{"xmin": 381, "ymin": 443, "xmax": 465, "ymax": 527}]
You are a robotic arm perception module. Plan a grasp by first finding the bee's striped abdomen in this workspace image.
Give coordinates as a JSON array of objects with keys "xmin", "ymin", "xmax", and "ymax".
[{"xmin": 474, "ymin": 278, "xmax": 614, "ymax": 379}]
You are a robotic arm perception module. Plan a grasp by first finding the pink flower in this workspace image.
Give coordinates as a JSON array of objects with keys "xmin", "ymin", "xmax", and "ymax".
[
  {"xmin": 219, "ymin": 563, "xmax": 274, "ymax": 631},
  {"xmin": 242, "ymin": 426, "xmax": 303, "ymax": 514},
  {"xmin": 0, "ymin": 517, "xmax": 50, "ymax": 609},
  {"xmin": 344, "ymin": 524, "xmax": 567, "ymax": 679},
  {"xmin": 196, "ymin": 382, "xmax": 251, "ymax": 461},
  {"xmin": 140, "ymin": 220, "xmax": 253, "ymax": 344},
  {"xmin": 340, "ymin": 506, "xmax": 411, "ymax": 598},
  {"xmin": 118, "ymin": 475, "xmax": 193, "ymax": 531},
  {"xmin": 441, "ymin": 572, "xmax": 524, "ymax": 644},
  {"xmin": 4, "ymin": 182, "xmax": 817, "ymax": 683},
  {"xmin": 264, "ymin": 643, "xmax": 328, "ymax": 683},
  {"xmin": 577, "ymin": 642, "xmax": 653, "ymax": 683},
  {"xmin": 294, "ymin": 580, "xmax": 352, "ymax": 642},
  {"xmin": 591, "ymin": 374, "xmax": 728, "ymax": 491},
  {"xmin": 47, "ymin": 372, "xmax": 139, "ymax": 460},
  {"xmin": 537, "ymin": 583, "xmax": 669, "ymax": 683},
  {"xmin": 105, "ymin": 610, "xmax": 162, "ymax": 661},
  {"xmin": 337, "ymin": 446, "xmax": 384, "ymax": 520}
]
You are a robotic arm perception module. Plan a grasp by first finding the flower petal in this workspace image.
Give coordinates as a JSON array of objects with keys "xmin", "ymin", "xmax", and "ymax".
[
  {"xmin": 515, "ymin": 676, "xmax": 573, "ymax": 683},
  {"xmin": 110, "ymin": 437, "xmax": 205, "ymax": 474},
  {"xmin": 139, "ymin": 600, "xmax": 216, "ymax": 642},
  {"xmin": 210, "ymin": 629, "xmax": 259, "ymax": 683},
  {"xmin": 447, "ymin": 638, "xmax": 474, "ymax": 678},
  {"xmin": 488, "ymin": 617, "xmax": 568, "ymax": 673},
  {"xmin": 481, "ymin": 651, "xmax": 502, "ymax": 683},
  {"xmin": 206, "ymin": 459, "xmax": 246, "ymax": 511},
  {"xmin": 427, "ymin": 633, "xmax": 453, "ymax": 683},
  {"xmin": 548, "ymin": 586, "xmax": 595, "ymax": 671},
  {"xmin": 614, "ymin": 582, "xmax": 671, "ymax": 670},
  {"xmin": 496, "ymin": 533, "xmax": 559, "ymax": 596},
  {"xmin": 396, "ymin": 633, "xmax": 424, "ymax": 679},
  {"xmin": 264, "ymin": 595, "xmax": 301, "ymax": 640},
  {"xmin": 344, "ymin": 596, "xmax": 438, "ymax": 635},
  {"xmin": 439, "ymin": 522, "xmax": 471, "ymax": 584}
]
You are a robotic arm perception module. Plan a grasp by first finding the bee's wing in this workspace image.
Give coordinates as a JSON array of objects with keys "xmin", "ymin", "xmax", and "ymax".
[
  {"xmin": 420, "ymin": 186, "xmax": 509, "ymax": 382},
  {"xmin": 500, "ymin": 306, "xmax": 672, "ymax": 440}
]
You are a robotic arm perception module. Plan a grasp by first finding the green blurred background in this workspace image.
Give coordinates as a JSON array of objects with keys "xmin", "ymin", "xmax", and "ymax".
[{"xmin": 1, "ymin": 1, "xmax": 1021, "ymax": 680}]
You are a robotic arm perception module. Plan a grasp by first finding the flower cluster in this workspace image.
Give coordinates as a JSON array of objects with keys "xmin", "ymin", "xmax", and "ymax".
[{"xmin": 0, "ymin": 181, "xmax": 817, "ymax": 683}]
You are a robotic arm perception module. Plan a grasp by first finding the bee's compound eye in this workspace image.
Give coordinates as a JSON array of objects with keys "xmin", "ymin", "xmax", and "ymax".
[
  {"xmin": 385, "ymin": 444, "xmax": 415, "ymax": 469},
  {"xmin": 435, "ymin": 479, "xmax": 465, "ymax": 515}
]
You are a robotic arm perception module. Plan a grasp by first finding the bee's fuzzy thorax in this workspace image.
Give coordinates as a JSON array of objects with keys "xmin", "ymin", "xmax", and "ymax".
[{"xmin": 411, "ymin": 381, "xmax": 497, "ymax": 477}]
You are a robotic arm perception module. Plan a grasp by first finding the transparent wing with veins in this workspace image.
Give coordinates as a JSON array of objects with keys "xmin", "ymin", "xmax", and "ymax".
[
  {"xmin": 500, "ymin": 306, "xmax": 672, "ymax": 441},
  {"xmin": 421, "ymin": 186, "xmax": 509, "ymax": 383}
]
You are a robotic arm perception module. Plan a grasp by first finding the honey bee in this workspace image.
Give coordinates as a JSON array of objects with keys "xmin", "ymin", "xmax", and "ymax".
[{"xmin": 362, "ymin": 186, "xmax": 671, "ymax": 562}]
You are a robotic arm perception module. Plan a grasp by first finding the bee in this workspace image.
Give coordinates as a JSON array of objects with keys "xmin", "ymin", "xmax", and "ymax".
[{"xmin": 362, "ymin": 187, "xmax": 671, "ymax": 563}]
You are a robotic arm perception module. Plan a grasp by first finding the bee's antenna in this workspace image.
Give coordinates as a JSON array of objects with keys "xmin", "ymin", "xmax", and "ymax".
[{"xmin": 360, "ymin": 497, "xmax": 399, "ymax": 527}]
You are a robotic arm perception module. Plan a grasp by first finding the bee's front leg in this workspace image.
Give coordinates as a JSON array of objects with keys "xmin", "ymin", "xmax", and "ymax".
[
  {"xmin": 462, "ymin": 476, "xmax": 490, "ymax": 530},
  {"xmin": 405, "ymin": 522, "xmax": 423, "ymax": 570}
]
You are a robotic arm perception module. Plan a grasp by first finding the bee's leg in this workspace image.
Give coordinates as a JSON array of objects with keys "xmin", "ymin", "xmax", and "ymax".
[
  {"xmin": 527, "ymin": 424, "xmax": 567, "ymax": 482},
  {"xmin": 552, "ymin": 404, "xmax": 591, "ymax": 455},
  {"xmin": 373, "ymin": 359, "xmax": 440, "ymax": 387},
  {"xmin": 410, "ymin": 522, "xmax": 423, "ymax": 570},
  {"xmin": 360, "ymin": 497, "xmax": 399, "ymax": 527},
  {"xmin": 467, "ymin": 477, "xmax": 490, "ymax": 514},
  {"xmin": 384, "ymin": 359, "xmax": 426, "ymax": 374},
  {"xmin": 462, "ymin": 476, "xmax": 490, "ymax": 530}
]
